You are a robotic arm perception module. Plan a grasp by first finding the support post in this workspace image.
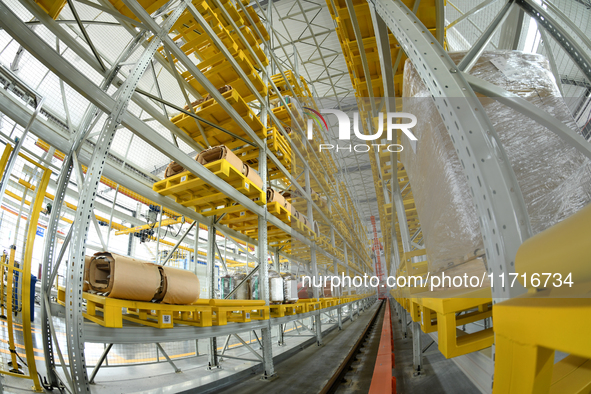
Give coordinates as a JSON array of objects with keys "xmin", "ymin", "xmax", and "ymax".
[
  {"xmin": 412, "ymin": 322, "xmax": 422, "ymax": 375},
  {"xmin": 258, "ymin": 19, "xmax": 275, "ymax": 374},
  {"xmin": 207, "ymin": 220, "xmax": 219, "ymax": 370},
  {"xmin": 306, "ymin": 167, "xmax": 322, "ymax": 345}
]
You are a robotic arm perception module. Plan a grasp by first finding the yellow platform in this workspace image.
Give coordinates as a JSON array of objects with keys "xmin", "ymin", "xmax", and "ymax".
[
  {"xmin": 232, "ymin": 127, "xmax": 293, "ymax": 178},
  {"xmin": 269, "ymin": 70, "xmax": 312, "ymax": 100},
  {"xmin": 295, "ymin": 298, "xmax": 321, "ymax": 313},
  {"xmin": 321, "ymin": 297, "xmax": 339, "ymax": 308},
  {"xmin": 57, "ymin": 287, "xmax": 212, "ymax": 329},
  {"xmin": 270, "ymin": 303, "xmax": 298, "ymax": 318},
  {"xmin": 168, "ymin": 1, "xmax": 268, "ymax": 69},
  {"xmin": 34, "ymin": 0, "xmax": 67, "ymax": 19},
  {"xmin": 217, "ymin": 201, "xmax": 293, "ymax": 243},
  {"xmin": 182, "ymin": 50, "xmax": 266, "ymax": 102},
  {"xmin": 493, "ymin": 283, "xmax": 591, "ymax": 394},
  {"xmin": 271, "ymin": 102, "xmax": 305, "ymax": 130},
  {"xmin": 172, "ymin": 88, "xmax": 266, "ymax": 147},
  {"xmin": 209, "ymin": 299, "xmax": 269, "ymax": 325},
  {"xmin": 406, "ymin": 287, "xmax": 493, "ymax": 359},
  {"xmin": 107, "ymin": 0, "xmax": 169, "ymax": 21},
  {"xmin": 152, "ymin": 158, "xmax": 266, "ymax": 216},
  {"xmin": 238, "ymin": 5, "xmax": 270, "ymax": 42}
]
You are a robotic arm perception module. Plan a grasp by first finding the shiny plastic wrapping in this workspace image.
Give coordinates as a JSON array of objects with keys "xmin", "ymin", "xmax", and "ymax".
[
  {"xmin": 247, "ymin": 270, "xmax": 283, "ymax": 302},
  {"xmin": 401, "ymin": 51, "xmax": 591, "ymax": 274},
  {"xmin": 281, "ymin": 273, "xmax": 298, "ymax": 303},
  {"xmin": 249, "ymin": 272, "xmax": 259, "ymax": 300},
  {"xmin": 269, "ymin": 270, "xmax": 284, "ymax": 304},
  {"xmin": 232, "ymin": 273, "xmax": 250, "ymax": 300},
  {"xmin": 221, "ymin": 274, "xmax": 250, "ymax": 300}
]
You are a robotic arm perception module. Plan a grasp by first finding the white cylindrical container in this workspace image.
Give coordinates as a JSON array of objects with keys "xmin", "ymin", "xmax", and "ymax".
[
  {"xmin": 269, "ymin": 270, "xmax": 284, "ymax": 304},
  {"xmin": 281, "ymin": 273, "xmax": 298, "ymax": 303}
]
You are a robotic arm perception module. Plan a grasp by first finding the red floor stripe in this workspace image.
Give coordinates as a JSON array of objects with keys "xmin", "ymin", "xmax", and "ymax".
[{"xmin": 369, "ymin": 299, "xmax": 396, "ymax": 394}]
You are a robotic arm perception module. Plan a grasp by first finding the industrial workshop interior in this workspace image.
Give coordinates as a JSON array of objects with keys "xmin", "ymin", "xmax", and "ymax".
[{"xmin": 0, "ymin": 0, "xmax": 591, "ymax": 392}]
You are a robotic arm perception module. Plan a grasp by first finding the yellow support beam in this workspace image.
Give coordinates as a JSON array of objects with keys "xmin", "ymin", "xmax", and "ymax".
[{"xmin": 0, "ymin": 144, "xmax": 46, "ymax": 391}]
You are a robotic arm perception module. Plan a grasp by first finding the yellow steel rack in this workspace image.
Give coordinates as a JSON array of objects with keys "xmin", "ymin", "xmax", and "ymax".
[
  {"xmin": 56, "ymin": 287, "xmax": 372, "ymax": 329},
  {"xmin": 0, "ymin": 145, "xmax": 50, "ymax": 391},
  {"xmin": 57, "ymin": 288, "xmax": 213, "ymax": 329},
  {"xmin": 171, "ymin": 88, "xmax": 267, "ymax": 147},
  {"xmin": 107, "ymin": 0, "xmax": 169, "ymax": 21},
  {"xmin": 152, "ymin": 159, "xmax": 266, "ymax": 216},
  {"xmin": 210, "ymin": 299, "xmax": 269, "ymax": 325},
  {"xmin": 33, "ymin": 0, "xmax": 67, "ymax": 19},
  {"xmin": 182, "ymin": 51, "xmax": 267, "ymax": 103}
]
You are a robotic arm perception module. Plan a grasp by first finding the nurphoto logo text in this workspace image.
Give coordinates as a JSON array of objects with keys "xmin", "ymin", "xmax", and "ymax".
[{"xmin": 303, "ymin": 107, "xmax": 418, "ymax": 153}]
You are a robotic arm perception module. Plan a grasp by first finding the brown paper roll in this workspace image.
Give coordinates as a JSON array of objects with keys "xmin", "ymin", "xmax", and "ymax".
[
  {"xmin": 196, "ymin": 145, "xmax": 243, "ymax": 174},
  {"xmin": 243, "ymin": 164, "xmax": 263, "ymax": 189},
  {"xmin": 160, "ymin": 266, "xmax": 200, "ymax": 304},
  {"xmin": 164, "ymin": 161, "xmax": 184, "ymax": 178},
  {"xmin": 267, "ymin": 188, "xmax": 285, "ymax": 206},
  {"xmin": 200, "ymin": 85, "xmax": 233, "ymax": 104},
  {"xmin": 83, "ymin": 255, "xmax": 92, "ymax": 292},
  {"xmin": 299, "ymin": 213, "xmax": 310, "ymax": 227},
  {"xmin": 88, "ymin": 252, "xmax": 161, "ymax": 301}
]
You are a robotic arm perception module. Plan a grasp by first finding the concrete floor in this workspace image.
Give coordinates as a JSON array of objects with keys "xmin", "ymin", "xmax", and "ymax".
[
  {"xmin": 213, "ymin": 302, "xmax": 380, "ymax": 394},
  {"xmin": 390, "ymin": 304, "xmax": 481, "ymax": 394}
]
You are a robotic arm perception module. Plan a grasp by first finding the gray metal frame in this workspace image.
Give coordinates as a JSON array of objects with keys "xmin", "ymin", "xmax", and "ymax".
[
  {"xmin": 0, "ymin": 0, "xmax": 376, "ymax": 391},
  {"xmin": 372, "ymin": 0, "xmax": 532, "ymax": 306},
  {"xmin": 517, "ymin": 0, "xmax": 591, "ymax": 83},
  {"xmin": 65, "ymin": 7, "xmax": 187, "ymax": 392}
]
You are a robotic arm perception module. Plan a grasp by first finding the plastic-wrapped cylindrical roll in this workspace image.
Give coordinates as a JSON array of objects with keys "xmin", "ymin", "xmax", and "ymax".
[
  {"xmin": 249, "ymin": 272, "xmax": 259, "ymax": 300},
  {"xmin": 269, "ymin": 270, "xmax": 284, "ymax": 304},
  {"xmin": 231, "ymin": 273, "xmax": 250, "ymax": 300},
  {"xmin": 220, "ymin": 275, "xmax": 233, "ymax": 299},
  {"xmin": 88, "ymin": 253, "xmax": 161, "ymax": 301},
  {"xmin": 282, "ymin": 273, "xmax": 298, "ymax": 303},
  {"xmin": 159, "ymin": 266, "xmax": 200, "ymax": 304}
]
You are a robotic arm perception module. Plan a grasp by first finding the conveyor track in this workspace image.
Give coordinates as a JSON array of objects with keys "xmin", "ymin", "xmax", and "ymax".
[{"xmin": 321, "ymin": 300, "xmax": 385, "ymax": 394}]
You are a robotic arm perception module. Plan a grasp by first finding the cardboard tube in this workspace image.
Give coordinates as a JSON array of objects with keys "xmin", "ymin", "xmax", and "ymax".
[
  {"xmin": 267, "ymin": 188, "xmax": 286, "ymax": 206},
  {"xmin": 160, "ymin": 266, "xmax": 200, "ymax": 304},
  {"xmin": 196, "ymin": 145, "xmax": 243, "ymax": 174},
  {"xmin": 88, "ymin": 252, "xmax": 161, "ymax": 301},
  {"xmin": 243, "ymin": 164, "xmax": 263, "ymax": 189},
  {"xmin": 164, "ymin": 161, "xmax": 184, "ymax": 178}
]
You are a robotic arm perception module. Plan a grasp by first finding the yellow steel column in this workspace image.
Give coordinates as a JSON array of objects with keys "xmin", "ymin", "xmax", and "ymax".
[
  {"xmin": 0, "ymin": 144, "xmax": 14, "ymax": 173},
  {"xmin": 20, "ymin": 167, "xmax": 51, "ymax": 392},
  {"xmin": 5, "ymin": 245, "xmax": 21, "ymax": 373},
  {"xmin": 0, "ymin": 145, "xmax": 48, "ymax": 390},
  {"xmin": 0, "ymin": 253, "xmax": 6, "ymax": 319}
]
